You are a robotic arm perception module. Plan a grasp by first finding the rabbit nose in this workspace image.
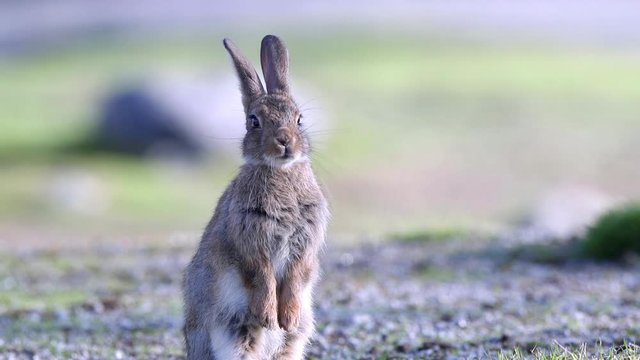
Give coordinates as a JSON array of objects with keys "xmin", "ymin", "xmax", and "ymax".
[{"xmin": 275, "ymin": 128, "xmax": 292, "ymax": 147}]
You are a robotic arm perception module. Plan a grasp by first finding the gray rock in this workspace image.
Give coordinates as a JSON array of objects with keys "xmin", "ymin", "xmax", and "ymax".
[
  {"xmin": 514, "ymin": 185, "xmax": 617, "ymax": 243},
  {"xmin": 93, "ymin": 76, "xmax": 229, "ymax": 158}
]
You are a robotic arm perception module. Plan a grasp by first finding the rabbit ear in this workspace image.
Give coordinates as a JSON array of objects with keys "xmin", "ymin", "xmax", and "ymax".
[
  {"xmin": 223, "ymin": 38, "xmax": 265, "ymax": 110},
  {"xmin": 260, "ymin": 35, "xmax": 290, "ymax": 94}
]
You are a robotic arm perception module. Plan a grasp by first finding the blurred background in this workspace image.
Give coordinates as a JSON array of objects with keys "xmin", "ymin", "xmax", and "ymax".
[{"xmin": 2, "ymin": 0, "xmax": 640, "ymax": 249}]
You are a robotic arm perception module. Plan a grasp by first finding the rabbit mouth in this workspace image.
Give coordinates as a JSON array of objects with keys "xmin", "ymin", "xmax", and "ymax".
[
  {"xmin": 282, "ymin": 147, "xmax": 295, "ymax": 159},
  {"xmin": 270, "ymin": 144, "xmax": 296, "ymax": 159},
  {"xmin": 275, "ymin": 149, "xmax": 298, "ymax": 162},
  {"xmin": 263, "ymin": 151, "xmax": 304, "ymax": 168}
]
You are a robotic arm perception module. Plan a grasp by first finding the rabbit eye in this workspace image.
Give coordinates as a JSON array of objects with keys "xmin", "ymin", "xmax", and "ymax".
[
  {"xmin": 297, "ymin": 115, "xmax": 303, "ymax": 126},
  {"xmin": 249, "ymin": 115, "xmax": 261, "ymax": 129}
]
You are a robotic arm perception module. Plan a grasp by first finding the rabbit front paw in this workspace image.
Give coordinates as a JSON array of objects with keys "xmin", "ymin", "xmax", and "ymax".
[
  {"xmin": 249, "ymin": 292, "xmax": 278, "ymax": 329},
  {"xmin": 278, "ymin": 295, "xmax": 300, "ymax": 332}
]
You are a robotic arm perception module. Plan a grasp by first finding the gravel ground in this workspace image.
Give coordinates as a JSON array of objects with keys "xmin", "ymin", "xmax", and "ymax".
[{"xmin": 0, "ymin": 234, "xmax": 638, "ymax": 359}]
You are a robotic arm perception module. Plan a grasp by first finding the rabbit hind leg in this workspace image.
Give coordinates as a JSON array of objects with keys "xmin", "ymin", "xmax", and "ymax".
[
  {"xmin": 208, "ymin": 314, "xmax": 264, "ymax": 360},
  {"xmin": 184, "ymin": 318, "xmax": 215, "ymax": 360}
]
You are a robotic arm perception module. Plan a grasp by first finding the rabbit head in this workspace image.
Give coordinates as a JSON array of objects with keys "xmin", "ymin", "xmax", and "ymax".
[{"xmin": 223, "ymin": 35, "xmax": 310, "ymax": 168}]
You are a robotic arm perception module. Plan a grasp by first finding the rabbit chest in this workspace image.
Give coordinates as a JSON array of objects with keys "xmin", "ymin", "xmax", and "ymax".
[
  {"xmin": 257, "ymin": 195, "xmax": 324, "ymax": 281},
  {"xmin": 231, "ymin": 165, "xmax": 327, "ymax": 281}
]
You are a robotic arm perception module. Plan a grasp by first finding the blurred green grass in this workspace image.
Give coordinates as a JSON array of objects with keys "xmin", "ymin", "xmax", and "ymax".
[{"xmin": 2, "ymin": 31, "xmax": 640, "ymax": 238}]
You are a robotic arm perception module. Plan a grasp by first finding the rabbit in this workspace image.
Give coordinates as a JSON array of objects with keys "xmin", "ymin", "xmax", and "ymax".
[{"xmin": 182, "ymin": 35, "xmax": 330, "ymax": 360}]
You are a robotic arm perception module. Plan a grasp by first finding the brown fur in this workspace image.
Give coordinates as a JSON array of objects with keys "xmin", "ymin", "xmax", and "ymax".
[{"xmin": 182, "ymin": 35, "xmax": 329, "ymax": 359}]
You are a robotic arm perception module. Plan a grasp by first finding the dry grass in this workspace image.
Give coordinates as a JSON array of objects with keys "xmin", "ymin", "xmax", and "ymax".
[{"xmin": 500, "ymin": 342, "xmax": 640, "ymax": 360}]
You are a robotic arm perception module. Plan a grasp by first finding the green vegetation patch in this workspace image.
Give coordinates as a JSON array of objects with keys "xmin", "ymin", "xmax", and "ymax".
[
  {"xmin": 0, "ymin": 289, "xmax": 87, "ymax": 311},
  {"xmin": 392, "ymin": 226, "xmax": 470, "ymax": 243},
  {"xmin": 508, "ymin": 242, "xmax": 582, "ymax": 265},
  {"xmin": 581, "ymin": 203, "xmax": 640, "ymax": 261}
]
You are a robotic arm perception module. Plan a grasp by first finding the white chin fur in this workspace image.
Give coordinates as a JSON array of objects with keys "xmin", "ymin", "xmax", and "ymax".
[{"xmin": 244, "ymin": 153, "xmax": 307, "ymax": 169}]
